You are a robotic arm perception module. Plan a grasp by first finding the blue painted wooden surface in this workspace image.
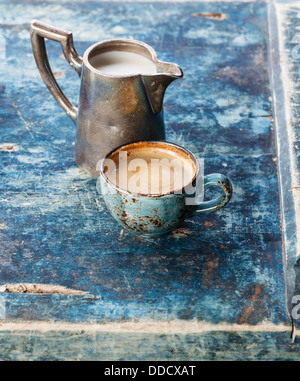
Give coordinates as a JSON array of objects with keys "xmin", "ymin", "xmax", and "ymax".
[
  {"xmin": 0, "ymin": 330, "xmax": 298, "ymax": 361},
  {"xmin": 268, "ymin": 0, "xmax": 300, "ymax": 330},
  {"xmin": 0, "ymin": 0, "xmax": 298, "ymax": 360}
]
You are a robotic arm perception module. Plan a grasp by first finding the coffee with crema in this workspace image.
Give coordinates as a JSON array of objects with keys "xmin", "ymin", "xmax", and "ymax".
[{"xmin": 104, "ymin": 143, "xmax": 196, "ymax": 195}]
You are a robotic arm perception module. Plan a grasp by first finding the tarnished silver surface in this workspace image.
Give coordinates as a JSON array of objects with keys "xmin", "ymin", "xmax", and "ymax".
[{"xmin": 30, "ymin": 21, "xmax": 183, "ymax": 177}]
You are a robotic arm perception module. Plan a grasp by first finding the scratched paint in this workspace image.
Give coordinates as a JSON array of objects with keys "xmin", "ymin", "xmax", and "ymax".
[
  {"xmin": 0, "ymin": 330, "xmax": 298, "ymax": 361},
  {"xmin": 0, "ymin": 0, "xmax": 292, "ymax": 359},
  {"xmin": 268, "ymin": 2, "xmax": 300, "ymax": 331}
]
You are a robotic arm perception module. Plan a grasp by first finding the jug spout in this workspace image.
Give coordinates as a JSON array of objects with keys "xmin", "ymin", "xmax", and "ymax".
[{"xmin": 142, "ymin": 62, "xmax": 183, "ymax": 114}]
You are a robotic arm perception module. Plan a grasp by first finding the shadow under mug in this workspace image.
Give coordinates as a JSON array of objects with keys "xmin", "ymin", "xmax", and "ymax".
[{"xmin": 99, "ymin": 141, "xmax": 233, "ymax": 237}]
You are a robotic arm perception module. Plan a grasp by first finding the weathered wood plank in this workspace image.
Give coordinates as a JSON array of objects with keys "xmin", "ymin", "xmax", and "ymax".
[
  {"xmin": 0, "ymin": 0, "xmax": 295, "ymax": 359},
  {"xmin": 0, "ymin": 329, "xmax": 297, "ymax": 361}
]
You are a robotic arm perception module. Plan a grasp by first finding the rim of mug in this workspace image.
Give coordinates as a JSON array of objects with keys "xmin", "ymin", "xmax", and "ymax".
[
  {"xmin": 100, "ymin": 140, "xmax": 200, "ymax": 198},
  {"xmin": 83, "ymin": 38, "xmax": 182, "ymax": 79}
]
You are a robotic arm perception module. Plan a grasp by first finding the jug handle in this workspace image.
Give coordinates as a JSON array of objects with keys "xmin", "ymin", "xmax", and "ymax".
[{"xmin": 30, "ymin": 20, "xmax": 83, "ymax": 122}]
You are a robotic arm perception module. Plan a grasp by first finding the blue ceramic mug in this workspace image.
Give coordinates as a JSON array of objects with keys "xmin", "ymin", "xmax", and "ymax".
[{"xmin": 98, "ymin": 141, "xmax": 233, "ymax": 236}]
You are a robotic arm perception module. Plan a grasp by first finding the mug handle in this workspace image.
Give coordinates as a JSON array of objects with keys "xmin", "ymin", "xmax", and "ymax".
[
  {"xmin": 194, "ymin": 173, "xmax": 233, "ymax": 213},
  {"xmin": 30, "ymin": 20, "xmax": 83, "ymax": 122}
]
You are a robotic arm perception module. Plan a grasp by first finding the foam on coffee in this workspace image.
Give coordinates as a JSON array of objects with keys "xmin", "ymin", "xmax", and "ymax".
[
  {"xmin": 104, "ymin": 143, "xmax": 196, "ymax": 195},
  {"xmin": 89, "ymin": 51, "xmax": 157, "ymax": 75}
]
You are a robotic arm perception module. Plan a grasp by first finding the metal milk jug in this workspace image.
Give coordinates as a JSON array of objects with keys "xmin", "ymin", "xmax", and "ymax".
[{"xmin": 30, "ymin": 21, "xmax": 183, "ymax": 177}]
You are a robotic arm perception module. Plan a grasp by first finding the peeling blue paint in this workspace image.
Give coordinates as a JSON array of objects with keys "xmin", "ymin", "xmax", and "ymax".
[
  {"xmin": 0, "ymin": 0, "xmax": 296, "ymax": 360},
  {"xmin": 0, "ymin": 330, "xmax": 298, "ymax": 361}
]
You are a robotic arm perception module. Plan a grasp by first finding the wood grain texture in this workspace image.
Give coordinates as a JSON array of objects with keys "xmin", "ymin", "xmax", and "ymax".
[
  {"xmin": 0, "ymin": 0, "xmax": 297, "ymax": 359},
  {"xmin": 0, "ymin": 330, "xmax": 297, "ymax": 361}
]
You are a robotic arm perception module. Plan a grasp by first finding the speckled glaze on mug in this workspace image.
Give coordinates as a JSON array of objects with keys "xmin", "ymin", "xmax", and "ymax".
[{"xmin": 99, "ymin": 141, "xmax": 233, "ymax": 237}]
